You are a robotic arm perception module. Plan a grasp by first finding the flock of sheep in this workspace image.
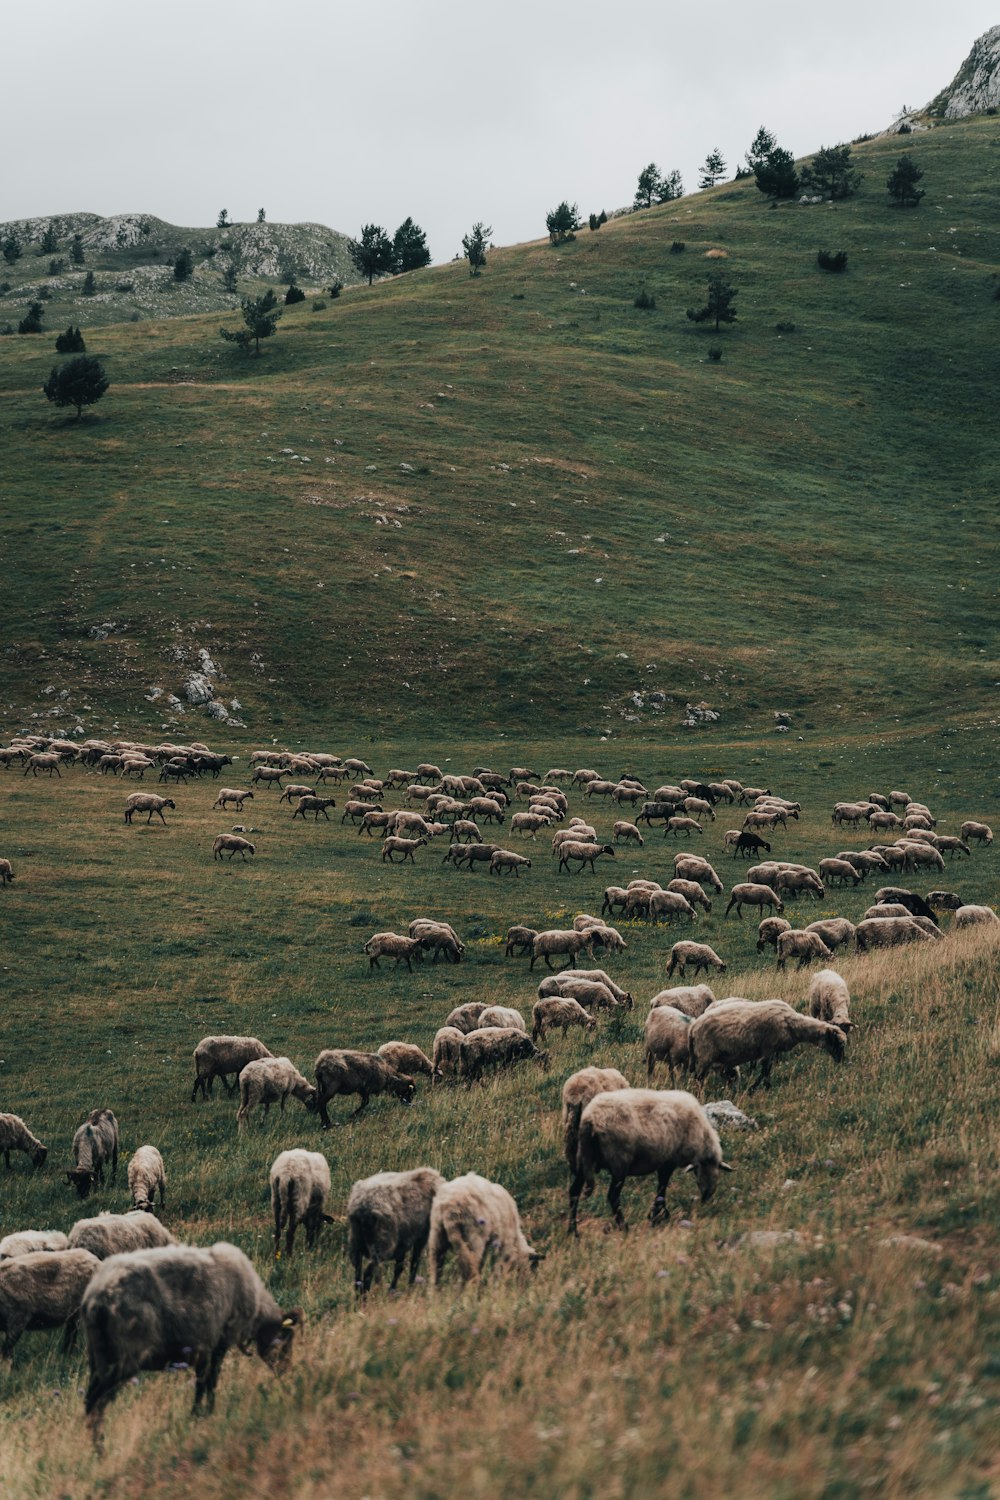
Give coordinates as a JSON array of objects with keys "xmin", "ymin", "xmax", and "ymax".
[{"xmin": 0, "ymin": 733, "xmax": 996, "ymax": 1442}]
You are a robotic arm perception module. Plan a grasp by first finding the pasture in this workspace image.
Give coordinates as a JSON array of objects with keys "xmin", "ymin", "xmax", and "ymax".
[{"xmin": 0, "ymin": 728, "xmax": 997, "ymax": 1498}]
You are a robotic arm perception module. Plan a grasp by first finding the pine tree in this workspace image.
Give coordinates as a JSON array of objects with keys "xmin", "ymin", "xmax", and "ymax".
[
  {"xmin": 173, "ymin": 247, "xmax": 194, "ymax": 281},
  {"xmin": 43, "ymin": 356, "xmax": 109, "ymax": 418},
  {"xmin": 545, "ymin": 201, "xmax": 580, "ymax": 243},
  {"xmin": 257, "ymin": 208, "xmax": 266, "ymax": 223},
  {"xmin": 801, "ymin": 144, "xmax": 862, "ymax": 201},
  {"xmin": 634, "ymin": 164, "xmax": 663, "ymax": 209},
  {"xmin": 698, "ymin": 148, "xmax": 727, "ymax": 189},
  {"xmin": 82, "ymin": 271, "xmax": 96, "ymax": 296},
  {"xmin": 2, "ymin": 230, "xmax": 22, "ymax": 266},
  {"xmin": 217, "ymin": 209, "xmax": 230, "ymax": 228},
  {"xmin": 461, "ymin": 222, "xmax": 491, "ymax": 276},
  {"xmin": 392, "ymin": 217, "xmax": 431, "ymax": 273},
  {"xmin": 744, "ymin": 126, "xmax": 777, "ymax": 176},
  {"xmin": 219, "ymin": 288, "xmax": 282, "ymax": 355},
  {"xmin": 887, "ymin": 154, "xmax": 925, "ymax": 207},
  {"xmin": 754, "ymin": 146, "xmax": 799, "ymax": 200},
  {"xmin": 38, "ymin": 224, "xmax": 58, "ymax": 256},
  {"xmin": 70, "ymin": 233, "xmax": 85, "ymax": 265},
  {"xmin": 18, "ymin": 301, "xmax": 44, "ymax": 334},
  {"xmin": 55, "ymin": 325, "xmax": 86, "ymax": 353},
  {"xmin": 347, "ymin": 225, "xmax": 394, "ymax": 285},
  {"xmin": 687, "ymin": 272, "xmax": 738, "ymax": 332}
]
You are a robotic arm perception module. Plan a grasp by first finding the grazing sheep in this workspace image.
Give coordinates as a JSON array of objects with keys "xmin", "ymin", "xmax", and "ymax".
[
  {"xmin": 409, "ymin": 920, "xmax": 464, "ymax": 964},
  {"xmin": 561, "ymin": 1067, "xmax": 630, "ymax": 1171},
  {"xmin": 665, "ymin": 941, "xmax": 726, "ymax": 978},
  {"xmin": 192, "ymin": 1035, "xmax": 273, "ymax": 1100},
  {"xmin": 775, "ymin": 930, "xmax": 833, "ymax": 971},
  {"xmin": 729, "ymin": 831, "xmax": 772, "ymax": 859},
  {"xmin": 818, "ymin": 858, "xmax": 863, "ymax": 888},
  {"xmin": 927, "ymin": 890, "xmax": 964, "ymax": 911},
  {"xmin": 644, "ymin": 1006, "xmax": 693, "ymax": 1082},
  {"xmin": 68, "ymin": 1212, "xmax": 176, "ymax": 1260},
  {"xmin": 443, "ymin": 841, "xmax": 500, "ymax": 871},
  {"xmin": 364, "ymin": 932, "xmax": 424, "ymax": 972},
  {"xmin": 868, "ymin": 810, "xmax": 903, "ymax": 834},
  {"xmin": 381, "ymin": 835, "xmax": 428, "ymax": 864},
  {"xmin": 314, "ymin": 1049, "xmax": 415, "ymax": 1125},
  {"xmin": 66, "ymin": 1110, "xmax": 119, "ymax": 1199},
  {"xmin": 613, "ymin": 820, "xmax": 644, "ymax": 846},
  {"xmin": 377, "ymin": 1042, "xmax": 434, "ymax": 1081},
  {"xmin": 601, "ymin": 885, "xmax": 630, "ymax": 916},
  {"xmin": 683, "ymin": 796, "xmax": 716, "ymax": 822},
  {"xmin": 444, "ymin": 1002, "xmax": 489, "ymax": 1034},
  {"xmin": 756, "ymin": 916, "xmax": 791, "ymax": 953},
  {"xmin": 279, "ymin": 783, "xmax": 317, "ymax": 805},
  {"xmin": 0, "ymin": 1112, "xmax": 47, "ymax": 1170},
  {"xmin": 432, "ymin": 1026, "xmax": 466, "ymax": 1078},
  {"xmin": 450, "ymin": 819, "xmax": 483, "ymax": 844},
  {"xmin": 724, "ymin": 883, "xmax": 784, "ymax": 918},
  {"xmin": 934, "ymin": 837, "xmax": 972, "ymax": 859},
  {"xmin": 490, "ymin": 849, "xmax": 532, "ymax": 876},
  {"xmin": 808, "ymin": 970, "xmax": 852, "ymax": 1033},
  {"xmin": 557, "ymin": 841, "xmax": 616, "ymax": 875},
  {"xmin": 82, "ymin": 1242, "xmax": 303, "ymax": 1431},
  {"xmin": 347, "ymin": 1167, "xmax": 445, "ymax": 1293},
  {"xmin": 539, "ymin": 977, "xmax": 621, "ymax": 1014},
  {"xmin": 854, "ymin": 917, "xmax": 934, "ymax": 952},
  {"xmin": 213, "ymin": 833, "xmax": 255, "ymax": 861},
  {"xmin": 545, "ymin": 968, "xmax": 634, "ymax": 1008},
  {"xmin": 689, "ymin": 999, "xmax": 846, "ymax": 1087},
  {"xmin": 505, "ymin": 924, "xmax": 538, "ymax": 956},
  {"xmin": 953, "ymin": 904, "xmax": 1000, "ymax": 929},
  {"xmin": 872, "ymin": 888, "xmax": 937, "ymax": 920},
  {"xmin": 530, "ymin": 928, "xmax": 596, "ymax": 970},
  {"xmin": 648, "ymin": 983, "xmax": 716, "ymax": 1018},
  {"xmin": 774, "ymin": 868, "xmax": 825, "ymax": 901},
  {"xmin": 292, "ymin": 795, "xmax": 336, "ymax": 821},
  {"xmin": 0, "ymin": 1248, "xmax": 101, "ymax": 1358},
  {"xmin": 862, "ymin": 903, "xmax": 912, "ymax": 921},
  {"xmin": 123, "ymin": 794, "xmax": 175, "ymax": 826},
  {"xmin": 531, "ymin": 997, "xmax": 597, "ymax": 1042},
  {"xmin": 236, "ymin": 1058, "xmax": 317, "ymax": 1131},
  {"xmin": 569, "ymin": 1089, "xmax": 730, "ymax": 1233},
  {"xmin": 250, "ymin": 766, "xmax": 286, "ymax": 789},
  {"xmin": 0, "ymin": 1231, "xmax": 70, "ymax": 1260},
  {"xmin": 832, "ymin": 801, "xmax": 875, "ymax": 827},
  {"xmin": 649, "ymin": 889, "xmax": 697, "ymax": 924},
  {"xmin": 842, "ymin": 851, "xmax": 891, "ymax": 879},
  {"xmin": 960, "ymin": 821, "xmax": 993, "ymax": 846},
  {"xmin": 458, "ymin": 1027, "xmax": 547, "ymax": 1082},
  {"xmin": 270, "ymin": 1150, "xmax": 333, "ymax": 1255},
  {"xmin": 665, "ymin": 816, "xmax": 704, "ymax": 839},
  {"xmin": 429, "ymin": 1174, "xmax": 541, "ymax": 1283},
  {"xmin": 673, "ymin": 854, "xmax": 724, "ymax": 894},
  {"xmin": 900, "ymin": 842, "xmax": 946, "ymax": 874},
  {"xmin": 667, "ymin": 878, "xmax": 712, "ymax": 912},
  {"xmin": 127, "ymin": 1146, "xmax": 166, "ymax": 1213},
  {"xmin": 587, "ymin": 923, "xmax": 628, "ymax": 955},
  {"xmin": 212, "ymin": 789, "xmax": 254, "ymax": 811},
  {"xmin": 803, "ymin": 918, "xmax": 856, "ymax": 953},
  {"xmin": 477, "ymin": 1005, "xmax": 527, "ymax": 1031},
  {"xmin": 0, "ymin": 858, "xmax": 14, "ymax": 885}
]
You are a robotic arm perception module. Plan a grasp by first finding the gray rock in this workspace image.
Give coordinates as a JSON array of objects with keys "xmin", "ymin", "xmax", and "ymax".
[
  {"xmin": 205, "ymin": 700, "xmax": 229, "ymax": 721},
  {"xmin": 879, "ymin": 1234, "xmax": 942, "ymax": 1255},
  {"xmin": 183, "ymin": 673, "xmax": 214, "ymax": 706},
  {"xmin": 705, "ymin": 1100, "xmax": 758, "ymax": 1132},
  {"xmin": 737, "ymin": 1230, "xmax": 803, "ymax": 1250}
]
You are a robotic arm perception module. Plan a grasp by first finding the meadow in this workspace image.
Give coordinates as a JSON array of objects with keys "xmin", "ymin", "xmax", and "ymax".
[{"xmin": 0, "ymin": 731, "xmax": 997, "ymax": 1498}]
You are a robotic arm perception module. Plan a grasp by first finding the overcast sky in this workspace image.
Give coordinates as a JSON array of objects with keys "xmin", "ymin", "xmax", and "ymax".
[{"xmin": 4, "ymin": 1, "xmax": 995, "ymax": 259}]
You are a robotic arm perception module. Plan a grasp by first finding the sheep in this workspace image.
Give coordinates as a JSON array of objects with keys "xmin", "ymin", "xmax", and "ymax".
[
  {"xmin": 0, "ymin": 1230, "xmax": 70, "ymax": 1260},
  {"xmin": 127, "ymin": 1145, "xmax": 166, "ymax": 1212},
  {"xmin": 737, "ymin": 785, "xmax": 772, "ymax": 805},
  {"xmin": 572, "ymin": 768, "xmax": 602, "ymax": 786},
  {"xmin": 953, "ymin": 905, "xmax": 1000, "ymax": 929},
  {"xmin": 862, "ymin": 902, "xmax": 912, "ymax": 921},
  {"xmin": 478, "ymin": 1005, "xmax": 527, "ymax": 1031},
  {"xmin": 872, "ymin": 887, "xmax": 938, "ymax": 920},
  {"xmin": 23, "ymin": 752, "xmax": 63, "ymax": 778},
  {"xmin": 123, "ymin": 793, "xmax": 175, "ymax": 826},
  {"xmin": 775, "ymin": 930, "xmax": 833, "ymax": 971},
  {"xmin": 546, "ymin": 968, "xmax": 634, "ymax": 1008},
  {"xmin": 509, "ymin": 811, "xmax": 552, "ymax": 839},
  {"xmin": 934, "ymin": 837, "xmax": 972, "ymax": 859},
  {"xmin": 623, "ymin": 888, "xmax": 653, "ymax": 920},
  {"xmin": 68, "ymin": 1212, "xmax": 177, "ymax": 1260},
  {"xmin": 531, "ymin": 995, "xmax": 597, "ymax": 1043},
  {"xmin": 842, "ymin": 851, "xmax": 890, "ymax": 879},
  {"xmin": 444, "ymin": 1002, "xmax": 489, "ymax": 1033},
  {"xmin": 756, "ymin": 916, "xmax": 791, "ymax": 953},
  {"xmin": 960, "ymin": 821, "xmax": 993, "ymax": 846},
  {"xmin": 458, "ymin": 1027, "xmax": 547, "ymax": 1082},
  {"xmin": 213, "ymin": 833, "xmax": 255, "ymax": 861},
  {"xmin": 648, "ymin": 983, "xmax": 716, "ymax": 1018},
  {"xmin": 557, "ymin": 841, "xmax": 616, "ymax": 874},
  {"xmin": 724, "ymin": 883, "xmax": 784, "ymax": 918},
  {"xmin": 538, "ymin": 976, "xmax": 622, "ymax": 1014},
  {"xmin": 212, "ymin": 788, "xmax": 254, "ymax": 811},
  {"xmin": 901, "ymin": 842, "xmax": 946, "ymax": 873},
  {"xmin": 831, "ymin": 801, "xmax": 875, "ymax": 827},
  {"xmin": 673, "ymin": 854, "xmax": 724, "ymax": 893},
  {"xmin": 0, "ymin": 858, "xmax": 14, "ymax": 886},
  {"xmin": 314, "ymin": 1049, "xmax": 415, "ymax": 1125},
  {"xmin": 569, "ymin": 1089, "xmax": 731, "ymax": 1233},
  {"xmin": 467, "ymin": 796, "xmax": 505, "ymax": 824},
  {"xmin": 250, "ymin": 766, "xmax": 286, "ymax": 788},
  {"xmin": 665, "ymin": 816, "xmax": 703, "ymax": 839},
  {"xmin": 561, "ymin": 1067, "xmax": 630, "ymax": 1173},
  {"xmin": 192, "ymin": 1035, "xmax": 273, "ymax": 1101},
  {"xmin": 601, "ymin": 885, "xmax": 630, "ymax": 917},
  {"xmin": 742, "ymin": 809, "xmax": 780, "ymax": 833},
  {"xmin": 649, "ymin": 889, "xmax": 697, "ymax": 924},
  {"xmin": 868, "ymin": 810, "xmax": 903, "ymax": 834},
  {"xmin": 0, "ymin": 1248, "xmax": 101, "ymax": 1359},
  {"xmin": 346, "ymin": 1168, "xmax": 445, "ymax": 1294},
  {"xmin": 613, "ymin": 820, "xmax": 644, "ymax": 846},
  {"xmin": 903, "ymin": 813, "xmax": 935, "ymax": 832},
  {"xmin": 269, "ymin": 1149, "xmax": 332, "ymax": 1256},
  {"xmin": 429, "ymin": 1174, "xmax": 542, "ymax": 1283},
  {"xmin": 444, "ymin": 841, "xmax": 500, "ymax": 870},
  {"xmin": 450, "ymin": 819, "xmax": 483, "ymax": 844},
  {"xmin": 292, "ymin": 795, "xmax": 337, "ymax": 821},
  {"xmin": 82, "ymin": 1242, "xmax": 303, "ymax": 1432},
  {"xmin": 377, "ymin": 1042, "xmax": 434, "ymax": 1080},
  {"xmin": 341, "ymin": 799, "xmax": 382, "ymax": 824},
  {"xmin": 854, "ymin": 917, "xmax": 934, "ymax": 953},
  {"xmin": 530, "ymin": 928, "xmax": 596, "ymax": 970},
  {"xmin": 382, "ymin": 835, "xmax": 428, "ymax": 864},
  {"xmin": 726, "ymin": 830, "xmax": 772, "ymax": 859},
  {"xmin": 66, "ymin": 1110, "xmax": 119, "ymax": 1199},
  {"xmin": 553, "ymin": 825, "xmax": 597, "ymax": 850},
  {"xmin": 505, "ymin": 924, "xmax": 538, "ymax": 956},
  {"xmin": 364, "ymin": 932, "xmax": 424, "ymax": 972},
  {"xmin": 774, "ymin": 868, "xmax": 825, "ymax": 901},
  {"xmin": 0, "ymin": 1112, "xmax": 47, "ymax": 1170},
  {"xmin": 432, "ymin": 1026, "xmax": 466, "ymax": 1078},
  {"xmin": 682, "ymin": 798, "xmax": 715, "ymax": 823},
  {"xmin": 927, "ymin": 891, "xmax": 964, "ymax": 911},
  {"xmin": 236, "ymin": 1058, "xmax": 317, "ymax": 1131},
  {"xmin": 490, "ymin": 849, "xmax": 532, "ymax": 876},
  {"xmin": 689, "ymin": 999, "xmax": 846, "ymax": 1088},
  {"xmin": 818, "ymin": 858, "xmax": 863, "ymax": 888},
  {"xmin": 408, "ymin": 919, "xmax": 464, "ymax": 964},
  {"xmin": 663, "ymin": 878, "xmax": 710, "ymax": 914},
  {"xmin": 584, "ymin": 779, "xmax": 616, "ymax": 800},
  {"xmin": 644, "ymin": 1006, "xmax": 693, "ymax": 1082},
  {"xmin": 803, "ymin": 918, "xmax": 856, "ymax": 953},
  {"xmin": 573, "ymin": 911, "xmax": 609, "ymax": 932},
  {"xmin": 665, "ymin": 941, "xmax": 726, "ymax": 978},
  {"xmin": 808, "ymin": 969, "xmax": 852, "ymax": 1033}
]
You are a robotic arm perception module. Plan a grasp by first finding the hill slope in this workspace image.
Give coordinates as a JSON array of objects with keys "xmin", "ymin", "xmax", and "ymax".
[{"xmin": 1, "ymin": 119, "xmax": 998, "ymax": 745}]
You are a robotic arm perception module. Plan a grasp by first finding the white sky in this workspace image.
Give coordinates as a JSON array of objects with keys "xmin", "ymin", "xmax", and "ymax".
[{"xmin": 3, "ymin": 0, "xmax": 995, "ymax": 260}]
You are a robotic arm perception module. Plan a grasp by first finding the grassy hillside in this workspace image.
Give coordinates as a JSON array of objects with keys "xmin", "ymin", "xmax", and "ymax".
[{"xmin": 1, "ymin": 121, "xmax": 999, "ymax": 747}]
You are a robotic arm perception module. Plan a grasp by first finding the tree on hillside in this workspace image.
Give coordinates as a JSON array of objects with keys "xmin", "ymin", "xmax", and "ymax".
[
  {"xmin": 55, "ymin": 325, "xmax": 86, "ymax": 353},
  {"xmin": 392, "ymin": 217, "xmax": 431, "ymax": 273},
  {"xmin": 284, "ymin": 279, "xmax": 305, "ymax": 304},
  {"xmin": 220, "ymin": 258, "xmax": 239, "ymax": 293},
  {"xmin": 633, "ymin": 164, "xmax": 684, "ymax": 210},
  {"xmin": 18, "ymin": 301, "xmax": 44, "ymax": 334},
  {"xmin": 2, "ymin": 230, "xmax": 22, "ymax": 266},
  {"xmin": 219, "ymin": 288, "xmax": 282, "ymax": 355},
  {"xmin": 82, "ymin": 270, "xmax": 96, "ymax": 296},
  {"xmin": 462, "ymin": 222, "xmax": 491, "ymax": 276},
  {"xmin": 887, "ymin": 154, "xmax": 925, "ymax": 207},
  {"xmin": 43, "ymin": 356, "xmax": 109, "ymax": 419},
  {"xmin": 257, "ymin": 207, "xmax": 266, "ymax": 222},
  {"xmin": 347, "ymin": 224, "xmax": 394, "ymax": 285},
  {"xmin": 687, "ymin": 271, "xmax": 738, "ymax": 333},
  {"xmin": 698, "ymin": 148, "xmax": 727, "ymax": 189},
  {"xmin": 217, "ymin": 208, "xmax": 230, "ymax": 228},
  {"xmin": 744, "ymin": 125, "xmax": 776, "ymax": 175},
  {"xmin": 173, "ymin": 247, "xmax": 194, "ymax": 282},
  {"xmin": 800, "ymin": 143, "xmax": 862, "ymax": 201},
  {"xmin": 546, "ymin": 201, "xmax": 580, "ymax": 243},
  {"xmin": 38, "ymin": 224, "xmax": 58, "ymax": 256},
  {"xmin": 70, "ymin": 233, "xmax": 85, "ymax": 265},
  {"xmin": 746, "ymin": 125, "xmax": 799, "ymax": 199}
]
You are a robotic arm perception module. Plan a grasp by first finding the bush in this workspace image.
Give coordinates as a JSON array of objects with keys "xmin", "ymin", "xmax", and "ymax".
[
  {"xmin": 284, "ymin": 283, "xmax": 305, "ymax": 305},
  {"xmin": 669, "ymin": 241, "xmax": 686, "ymax": 254},
  {"xmin": 0, "ymin": 281, "xmax": 9, "ymax": 294},
  {"xmin": 18, "ymin": 301, "xmax": 44, "ymax": 334},
  {"xmin": 49, "ymin": 258, "xmax": 65, "ymax": 275},
  {"xmin": 546, "ymin": 201, "xmax": 580, "ymax": 244},
  {"xmin": 116, "ymin": 280, "xmax": 134, "ymax": 293},
  {"xmin": 775, "ymin": 320, "xmax": 796, "ymax": 333},
  {"xmin": 328, "ymin": 279, "xmax": 343, "ymax": 299},
  {"xmin": 312, "ymin": 299, "xmax": 326, "ymax": 311},
  {"xmin": 633, "ymin": 288, "xmax": 656, "ymax": 310},
  {"xmin": 82, "ymin": 271, "xmax": 96, "ymax": 296},
  {"xmin": 707, "ymin": 346, "xmax": 723, "ymax": 362},
  {"xmin": 56, "ymin": 325, "xmax": 86, "ymax": 353},
  {"xmin": 173, "ymin": 247, "xmax": 193, "ymax": 282},
  {"xmin": 817, "ymin": 250, "xmax": 848, "ymax": 273},
  {"xmin": 43, "ymin": 354, "xmax": 109, "ymax": 418},
  {"xmin": 588, "ymin": 213, "xmax": 601, "ymax": 231}
]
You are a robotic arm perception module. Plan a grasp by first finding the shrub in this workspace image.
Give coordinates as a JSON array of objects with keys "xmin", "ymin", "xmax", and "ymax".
[
  {"xmin": 312, "ymin": 299, "xmax": 326, "ymax": 311},
  {"xmin": 588, "ymin": 213, "xmax": 600, "ymax": 231},
  {"xmin": 0, "ymin": 281, "xmax": 9, "ymax": 293},
  {"xmin": 284, "ymin": 283, "xmax": 305, "ymax": 304},
  {"xmin": 18, "ymin": 301, "xmax": 44, "ymax": 334},
  {"xmin": 707, "ymin": 346, "xmax": 723, "ymax": 362},
  {"xmin": 670, "ymin": 241, "xmax": 686, "ymax": 254},
  {"xmin": 56, "ymin": 326, "xmax": 86, "ymax": 353},
  {"xmin": 173, "ymin": 247, "xmax": 194, "ymax": 282},
  {"xmin": 546, "ymin": 201, "xmax": 580, "ymax": 243},
  {"xmin": 328, "ymin": 279, "xmax": 343, "ymax": 298},
  {"xmin": 116, "ymin": 280, "xmax": 134, "ymax": 292},
  {"xmin": 43, "ymin": 355, "xmax": 109, "ymax": 418},
  {"xmin": 82, "ymin": 271, "xmax": 96, "ymax": 296},
  {"xmin": 49, "ymin": 258, "xmax": 65, "ymax": 275},
  {"xmin": 817, "ymin": 250, "xmax": 848, "ymax": 273},
  {"xmin": 775, "ymin": 320, "xmax": 796, "ymax": 333},
  {"xmin": 634, "ymin": 288, "xmax": 656, "ymax": 310}
]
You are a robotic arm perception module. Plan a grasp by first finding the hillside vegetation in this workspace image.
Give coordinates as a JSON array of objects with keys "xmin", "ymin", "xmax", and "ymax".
[{"xmin": 1, "ymin": 119, "xmax": 999, "ymax": 747}]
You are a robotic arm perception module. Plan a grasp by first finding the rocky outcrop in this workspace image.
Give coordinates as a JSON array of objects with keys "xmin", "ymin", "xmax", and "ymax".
[{"xmin": 926, "ymin": 26, "xmax": 1000, "ymax": 118}]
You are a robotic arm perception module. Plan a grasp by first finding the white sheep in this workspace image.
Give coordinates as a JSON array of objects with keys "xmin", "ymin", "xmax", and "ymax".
[
  {"xmin": 0, "ymin": 1248, "xmax": 101, "ymax": 1358},
  {"xmin": 529, "ymin": 929, "xmax": 596, "ymax": 970},
  {"xmin": 432, "ymin": 1026, "xmax": 466, "ymax": 1079},
  {"xmin": 803, "ymin": 918, "xmax": 856, "ymax": 953},
  {"xmin": 213, "ymin": 833, "xmax": 255, "ymax": 861},
  {"xmin": 613, "ymin": 820, "xmax": 644, "ymax": 846},
  {"xmin": 689, "ymin": 998, "xmax": 846, "ymax": 1087},
  {"xmin": 557, "ymin": 841, "xmax": 616, "ymax": 874},
  {"xmin": 808, "ymin": 969, "xmax": 852, "ymax": 1033},
  {"xmin": 0, "ymin": 859, "xmax": 16, "ymax": 886},
  {"xmin": 648, "ymin": 983, "xmax": 716, "ymax": 1018},
  {"xmin": 673, "ymin": 854, "xmax": 724, "ymax": 893},
  {"xmin": 347, "ymin": 1167, "xmax": 445, "ymax": 1292},
  {"xmin": 960, "ymin": 821, "xmax": 993, "ymax": 846},
  {"xmin": 212, "ymin": 788, "xmax": 254, "ymax": 811},
  {"xmin": 531, "ymin": 996, "xmax": 598, "ymax": 1042},
  {"xmin": 667, "ymin": 877, "xmax": 713, "ymax": 912},
  {"xmin": 854, "ymin": 917, "xmax": 934, "ymax": 952},
  {"xmin": 477, "ymin": 1005, "xmax": 526, "ymax": 1031},
  {"xmin": 569, "ymin": 1089, "xmax": 731, "ymax": 1233},
  {"xmin": 67, "ymin": 1211, "xmax": 176, "ymax": 1259},
  {"xmin": 756, "ymin": 916, "xmax": 791, "ymax": 953},
  {"xmin": 429, "ymin": 1174, "xmax": 542, "ymax": 1283},
  {"xmin": 124, "ymin": 793, "xmax": 175, "ymax": 826},
  {"xmin": 236, "ymin": 1058, "xmax": 317, "ymax": 1131},
  {"xmin": 546, "ymin": 968, "xmax": 635, "ymax": 1008},
  {"xmin": 0, "ymin": 1112, "xmax": 48, "ymax": 1170},
  {"xmin": 127, "ymin": 1145, "xmax": 166, "ymax": 1213},
  {"xmin": 665, "ymin": 941, "xmax": 726, "ymax": 978},
  {"xmin": 192, "ymin": 1035, "xmax": 273, "ymax": 1100},
  {"xmin": 644, "ymin": 1005, "xmax": 693, "ymax": 1082},
  {"xmin": 364, "ymin": 932, "xmax": 424, "ymax": 972},
  {"xmin": 0, "ymin": 1230, "xmax": 70, "ymax": 1260},
  {"xmin": 561, "ymin": 1066, "xmax": 630, "ymax": 1171},
  {"xmin": 775, "ymin": 930, "xmax": 833, "ymax": 971},
  {"xmin": 377, "ymin": 1042, "xmax": 435, "ymax": 1079},
  {"xmin": 490, "ymin": 849, "xmax": 532, "ymax": 876},
  {"xmin": 724, "ymin": 883, "xmax": 784, "ymax": 918},
  {"xmin": 443, "ymin": 1002, "xmax": 488, "ymax": 1033},
  {"xmin": 382, "ymin": 836, "xmax": 428, "ymax": 864},
  {"xmin": 953, "ymin": 905, "xmax": 1000, "ymax": 929},
  {"xmin": 269, "ymin": 1149, "xmax": 333, "ymax": 1255},
  {"xmin": 504, "ymin": 924, "xmax": 538, "ymax": 956}
]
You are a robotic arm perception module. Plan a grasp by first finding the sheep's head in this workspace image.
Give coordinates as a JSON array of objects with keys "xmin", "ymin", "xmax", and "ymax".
[
  {"xmin": 65, "ymin": 1167, "xmax": 96, "ymax": 1198},
  {"xmin": 30, "ymin": 1143, "xmax": 47, "ymax": 1169},
  {"xmin": 257, "ymin": 1307, "xmax": 304, "ymax": 1369},
  {"xmin": 390, "ymin": 1074, "xmax": 416, "ymax": 1104},
  {"xmin": 823, "ymin": 1026, "xmax": 848, "ymax": 1063}
]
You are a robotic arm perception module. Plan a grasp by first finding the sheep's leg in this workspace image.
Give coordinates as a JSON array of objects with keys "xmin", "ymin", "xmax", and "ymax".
[
  {"xmin": 607, "ymin": 1177, "xmax": 627, "ymax": 1230},
  {"xmin": 649, "ymin": 1167, "xmax": 674, "ymax": 1225},
  {"xmin": 350, "ymin": 1092, "xmax": 369, "ymax": 1119},
  {"xmin": 195, "ymin": 1344, "xmax": 227, "ymax": 1413}
]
